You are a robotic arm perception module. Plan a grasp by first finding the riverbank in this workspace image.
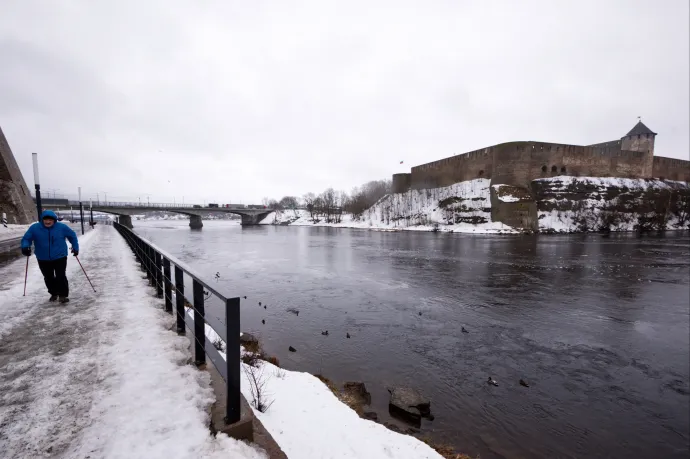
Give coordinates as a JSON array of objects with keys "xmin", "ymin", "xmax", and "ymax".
[
  {"xmin": 192, "ymin": 318, "xmax": 456, "ymax": 459},
  {"xmin": 260, "ymin": 177, "xmax": 690, "ymax": 234}
]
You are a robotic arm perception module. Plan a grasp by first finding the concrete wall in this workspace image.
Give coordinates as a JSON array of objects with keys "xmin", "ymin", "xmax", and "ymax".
[
  {"xmin": 0, "ymin": 126, "xmax": 36, "ymax": 224},
  {"xmin": 653, "ymin": 156, "xmax": 690, "ymax": 182}
]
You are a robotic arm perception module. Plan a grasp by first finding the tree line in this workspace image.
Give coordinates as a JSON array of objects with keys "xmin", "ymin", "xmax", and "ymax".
[{"xmin": 262, "ymin": 179, "xmax": 391, "ymax": 223}]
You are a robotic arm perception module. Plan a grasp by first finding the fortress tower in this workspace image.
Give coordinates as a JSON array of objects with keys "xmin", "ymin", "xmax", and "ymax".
[
  {"xmin": 0, "ymin": 126, "xmax": 37, "ymax": 224},
  {"xmin": 620, "ymin": 120, "xmax": 656, "ymax": 177},
  {"xmin": 620, "ymin": 120, "xmax": 656, "ymax": 155}
]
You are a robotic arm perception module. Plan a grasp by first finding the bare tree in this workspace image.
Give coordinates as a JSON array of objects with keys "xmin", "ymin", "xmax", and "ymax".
[
  {"xmin": 243, "ymin": 363, "xmax": 274, "ymax": 413},
  {"xmin": 302, "ymin": 192, "xmax": 316, "ymax": 219},
  {"xmin": 279, "ymin": 196, "xmax": 298, "ymax": 209}
]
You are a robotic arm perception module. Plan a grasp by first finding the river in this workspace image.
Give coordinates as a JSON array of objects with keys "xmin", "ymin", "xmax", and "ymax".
[{"xmin": 134, "ymin": 220, "xmax": 690, "ymax": 459}]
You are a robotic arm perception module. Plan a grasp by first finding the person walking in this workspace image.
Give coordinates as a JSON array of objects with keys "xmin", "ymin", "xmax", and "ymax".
[{"xmin": 21, "ymin": 210, "xmax": 80, "ymax": 303}]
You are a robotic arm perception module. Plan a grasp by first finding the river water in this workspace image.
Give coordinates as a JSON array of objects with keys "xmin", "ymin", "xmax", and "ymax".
[{"xmin": 135, "ymin": 220, "xmax": 690, "ymax": 459}]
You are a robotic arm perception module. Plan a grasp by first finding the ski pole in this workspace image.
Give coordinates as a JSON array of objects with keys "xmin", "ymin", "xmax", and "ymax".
[
  {"xmin": 74, "ymin": 255, "xmax": 97, "ymax": 292},
  {"xmin": 23, "ymin": 255, "xmax": 29, "ymax": 296}
]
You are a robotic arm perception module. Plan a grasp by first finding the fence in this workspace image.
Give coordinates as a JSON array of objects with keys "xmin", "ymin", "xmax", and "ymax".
[{"xmin": 113, "ymin": 222, "xmax": 241, "ymax": 424}]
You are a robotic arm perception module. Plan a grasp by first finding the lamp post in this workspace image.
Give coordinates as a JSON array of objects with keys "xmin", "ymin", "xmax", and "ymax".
[
  {"xmin": 90, "ymin": 198, "xmax": 94, "ymax": 227},
  {"xmin": 78, "ymin": 187, "xmax": 85, "ymax": 235},
  {"xmin": 32, "ymin": 153, "xmax": 42, "ymax": 220}
]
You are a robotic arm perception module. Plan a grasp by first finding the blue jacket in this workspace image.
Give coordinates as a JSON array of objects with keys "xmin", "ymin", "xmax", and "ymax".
[{"xmin": 21, "ymin": 210, "xmax": 79, "ymax": 261}]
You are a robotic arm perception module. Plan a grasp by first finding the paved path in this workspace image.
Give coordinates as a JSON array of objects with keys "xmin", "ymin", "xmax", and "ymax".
[{"xmin": 0, "ymin": 227, "xmax": 265, "ymax": 459}]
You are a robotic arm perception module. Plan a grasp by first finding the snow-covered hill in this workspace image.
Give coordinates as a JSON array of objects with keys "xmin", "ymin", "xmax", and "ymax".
[{"xmin": 262, "ymin": 177, "xmax": 690, "ymax": 234}]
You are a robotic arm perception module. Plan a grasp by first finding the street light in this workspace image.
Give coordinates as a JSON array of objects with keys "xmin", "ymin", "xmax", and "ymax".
[{"xmin": 32, "ymin": 153, "xmax": 42, "ymax": 219}]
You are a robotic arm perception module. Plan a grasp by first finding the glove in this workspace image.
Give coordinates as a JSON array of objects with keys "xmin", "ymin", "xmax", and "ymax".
[
  {"xmin": 72, "ymin": 249, "xmax": 79, "ymax": 257},
  {"xmin": 21, "ymin": 247, "xmax": 31, "ymax": 257}
]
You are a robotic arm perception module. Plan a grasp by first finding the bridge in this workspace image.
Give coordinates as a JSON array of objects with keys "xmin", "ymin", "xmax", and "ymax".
[{"xmin": 44, "ymin": 200, "xmax": 273, "ymax": 229}]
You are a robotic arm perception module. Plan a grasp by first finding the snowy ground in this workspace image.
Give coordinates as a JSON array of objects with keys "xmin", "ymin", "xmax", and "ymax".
[
  {"xmin": 535, "ymin": 176, "xmax": 690, "ymax": 233},
  {"xmin": 262, "ymin": 178, "xmax": 516, "ymax": 234},
  {"xmin": 0, "ymin": 226, "xmax": 266, "ymax": 459},
  {"xmin": 0, "ymin": 223, "xmax": 31, "ymax": 242},
  {"xmin": 198, "ymin": 324, "xmax": 445, "ymax": 459}
]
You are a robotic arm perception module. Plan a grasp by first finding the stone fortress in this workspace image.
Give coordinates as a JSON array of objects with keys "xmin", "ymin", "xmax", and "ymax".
[{"xmin": 392, "ymin": 121, "xmax": 690, "ymax": 194}]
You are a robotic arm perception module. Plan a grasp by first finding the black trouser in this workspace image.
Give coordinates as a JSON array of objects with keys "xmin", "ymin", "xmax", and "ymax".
[{"xmin": 37, "ymin": 257, "xmax": 69, "ymax": 297}]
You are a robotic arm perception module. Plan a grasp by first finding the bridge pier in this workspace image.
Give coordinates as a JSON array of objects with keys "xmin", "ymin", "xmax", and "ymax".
[
  {"xmin": 240, "ymin": 213, "xmax": 270, "ymax": 226},
  {"xmin": 118, "ymin": 215, "xmax": 133, "ymax": 229},
  {"xmin": 189, "ymin": 214, "xmax": 203, "ymax": 230}
]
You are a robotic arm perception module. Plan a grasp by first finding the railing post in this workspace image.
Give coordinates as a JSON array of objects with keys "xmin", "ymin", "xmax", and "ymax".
[
  {"xmin": 146, "ymin": 245, "xmax": 153, "ymax": 284},
  {"xmin": 163, "ymin": 258, "xmax": 172, "ymax": 313},
  {"xmin": 175, "ymin": 266, "xmax": 185, "ymax": 334},
  {"xmin": 192, "ymin": 279, "xmax": 206, "ymax": 366},
  {"xmin": 225, "ymin": 297, "xmax": 241, "ymax": 424},
  {"xmin": 155, "ymin": 251, "xmax": 163, "ymax": 298}
]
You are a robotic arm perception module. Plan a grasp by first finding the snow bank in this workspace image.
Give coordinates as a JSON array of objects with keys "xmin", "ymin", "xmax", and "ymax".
[
  {"xmin": 192, "ymin": 318, "xmax": 444, "ymax": 458},
  {"xmin": 0, "ymin": 223, "xmax": 31, "ymax": 242},
  {"xmin": 263, "ymin": 179, "xmax": 516, "ymax": 233},
  {"xmin": 239, "ymin": 359, "xmax": 443, "ymax": 459}
]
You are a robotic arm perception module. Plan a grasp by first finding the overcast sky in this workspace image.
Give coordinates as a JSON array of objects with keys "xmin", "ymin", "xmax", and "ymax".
[{"xmin": 1, "ymin": 1, "xmax": 688, "ymax": 204}]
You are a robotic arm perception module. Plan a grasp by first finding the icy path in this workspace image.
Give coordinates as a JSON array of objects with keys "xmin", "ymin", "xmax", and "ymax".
[{"xmin": 0, "ymin": 226, "xmax": 266, "ymax": 459}]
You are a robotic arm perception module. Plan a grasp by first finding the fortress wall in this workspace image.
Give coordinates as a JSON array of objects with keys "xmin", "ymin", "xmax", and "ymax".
[
  {"xmin": 401, "ymin": 137, "xmax": 680, "ymax": 194},
  {"xmin": 529, "ymin": 143, "xmax": 566, "ymax": 179},
  {"xmin": 392, "ymin": 173, "xmax": 412, "ymax": 193},
  {"xmin": 562, "ymin": 146, "xmax": 615, "ymax": 177},
  {"xmin": 653, "ymin": 156, "xmax": 690, "ymax": 182},
  {"xmin": 491, "ymin": 142, "xmax": 534, "ymax": 188},
  {"xmin": 611, "ymin": 150, "xmax": 649, "ymax": 178},
  {"xmin": 410, "ymin": 147, "xmax": 493, "ymax": 189}
]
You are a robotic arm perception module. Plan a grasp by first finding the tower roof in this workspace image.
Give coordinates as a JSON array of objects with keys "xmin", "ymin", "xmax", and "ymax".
[{"xmin": 625, "ymin": 121, "xmax": 656, "ymax": 137}]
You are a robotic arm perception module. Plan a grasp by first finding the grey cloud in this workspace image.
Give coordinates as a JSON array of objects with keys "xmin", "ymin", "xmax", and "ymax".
[{"xmin": 0, "ymin": 0, "xmax": 687, "ymax": 204}]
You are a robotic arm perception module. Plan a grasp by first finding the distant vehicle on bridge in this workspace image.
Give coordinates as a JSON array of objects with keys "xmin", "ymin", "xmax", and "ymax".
[
  {"xmin": 224, "ymin": 204, "xmax": 245, "ymax": 208},
  {"xmin": 247, "ymin": 204, "xmax": 267, "ymax": 209},
  {"xmin": 192, "ymin": 205, "xmax": 202, "ymax": 209},
  {"xmin": 208, "ymin": 203, "xmax": 219, "ymax": 208}
]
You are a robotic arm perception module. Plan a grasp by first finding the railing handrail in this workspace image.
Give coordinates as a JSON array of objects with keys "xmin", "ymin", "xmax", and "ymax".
[{"xmin": 112, "ymin": 221, "xmax": 241, "ymax": 424}]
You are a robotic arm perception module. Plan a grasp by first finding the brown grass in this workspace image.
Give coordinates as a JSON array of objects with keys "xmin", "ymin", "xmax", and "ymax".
[
  {"xmin": 240, "ymin": 338, "xmax": 281, "ymax": 368},
  {"xmin": 418, "ymin": 436, "xmax": 476, "ymax": 459},
  {"xmin": 314, "ymin": 374, "xmax": 339, "ymax": 396}
]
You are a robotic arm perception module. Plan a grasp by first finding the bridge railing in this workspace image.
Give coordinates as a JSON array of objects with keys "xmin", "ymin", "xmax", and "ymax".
[
  {"xmin": 112, "ymin": 222, "xmax": 241, "ymax": 424},
  {"xmin": 46, "ymin": 200, "xmax": 260, "ymax": 210}
]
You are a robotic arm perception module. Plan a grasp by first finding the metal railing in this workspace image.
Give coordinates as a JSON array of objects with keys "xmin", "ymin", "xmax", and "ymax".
[{"xmin": 113, "ymin": 222, "xmax": 241, "ymax": 424}]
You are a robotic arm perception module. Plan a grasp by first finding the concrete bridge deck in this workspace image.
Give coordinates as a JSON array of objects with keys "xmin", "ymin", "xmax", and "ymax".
[{"xmin": 46, "ymin": 202, "xmax": 273, "ymax": 229}]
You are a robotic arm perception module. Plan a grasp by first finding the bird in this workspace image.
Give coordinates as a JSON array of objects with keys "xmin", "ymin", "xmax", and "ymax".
[
  {"xmin": 289, "ymin": 346, "xmax": 296, "ymax": 352},
  {"xmin": 264, "ymin": 305, "xmax": 266, "ymax": 309},
  {"xmin": 462, "ymin": 327, "xmax": 469, "ymax": 333},
  {"xmin": 519, "ymin": 379, "xmax": 529, "ymax": 387},
  {"xmin": 487, "ymin": 377, "xmax": 499, "ymax": 386},
  {"xmin": 321, "ymin": 331, "xmax": 329, "ymax": 336},
  {"xmin": 259, "ymin": 301, "xmax": 262, "ymax": 306},
  {"xmin": 261, "ymin": 319, "xmax": 265, "ymax": 324},
  {"xmin": 346, "ymin": 333, "xmax": 351, "ymax": 339},
  {"xmin": 418, "ymin": 311, "xmax": 422, "ymax": 316},
  {"xmin": 215, "ymin": 272, "xmax": 220, "ymax": 282},
  {"xmin": 243, "ymin": 296, "xmax": 247, "ymax": 299}
]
